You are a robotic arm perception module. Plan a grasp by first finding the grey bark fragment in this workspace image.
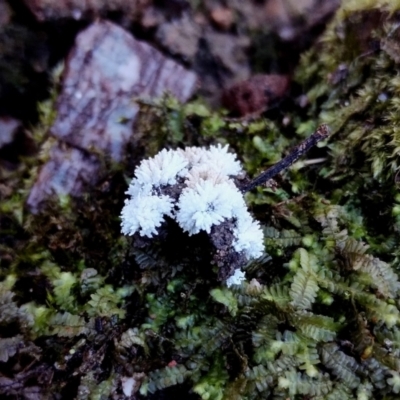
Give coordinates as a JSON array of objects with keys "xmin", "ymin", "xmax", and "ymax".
[
  {"xmin": 27, "ymin": 20, "xmax": 197, "ymax": 213},
  {"xmin": 0, "ymin": 117, "xmax": 21, "ymax": 148},
  {"xmin": 52, "ymin": 20, "xmax": 197, "ymax": 161},
  {"xmin": 27, "ymin": 143, "xmax": 101, "ymax": 212}
]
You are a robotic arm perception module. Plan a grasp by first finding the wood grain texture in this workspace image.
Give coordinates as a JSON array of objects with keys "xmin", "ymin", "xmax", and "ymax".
[
  {"xmin": 27, "ymin": 21, "xmax": 197, "ymax": 212},
  {"xmin": 52, "ymin": 20, "xmax": 197, "ymax": 161}
]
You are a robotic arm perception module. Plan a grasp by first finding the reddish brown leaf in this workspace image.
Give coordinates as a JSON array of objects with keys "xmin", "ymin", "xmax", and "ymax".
[{"xmin": 221, "ymin": 74, "xmax": 289, "ymax": 116}]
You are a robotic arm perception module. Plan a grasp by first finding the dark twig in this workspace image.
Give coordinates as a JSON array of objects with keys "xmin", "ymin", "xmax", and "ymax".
[{"xmin": 240, "ymin": 124, "xmax": 330, "ymax": 193}]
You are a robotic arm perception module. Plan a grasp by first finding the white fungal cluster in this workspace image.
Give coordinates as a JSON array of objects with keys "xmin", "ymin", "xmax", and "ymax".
[
  {"xmin": 121, "ymin": 145, "xmax": 264, "ymax": 267},
  {"xmin": 226, "ymin": 269, "xmax": 246, "ymax": 288}
]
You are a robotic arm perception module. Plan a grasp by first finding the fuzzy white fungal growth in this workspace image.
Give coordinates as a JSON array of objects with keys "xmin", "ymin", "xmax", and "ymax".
[
  {"xmin": 121, "ymin": 377, "xmax": 136, "ymax": 397},
  {"xmin": 233, "ymin": 214, "xmax": 264, "ymax": 259},
  {"xmin": 135, "ymin": 148, "xmax": 188, "ymax": 187},
  {"xmin": 178, "ymin": 144, "xmax": 242, "ymax": 175},
  {"xmin": 121, "ymin": 195, "xmax": 173, "ymax": 237},
  {"xmin": 226, "ymin": 268, "xmax": 246, "ymax": 287},
  {"xmin": 176, "ymin": 181, "xmax": 244, "ymax": 235},
  {"xmin": 185, "ymin": 165, "xmax": 230, "ymax": 188},
  {"xmin": 121, "ymin": 144, "xmax": 264, "ymax": 280},
  {"xmin": 204, "ymin": 144, "xmax": 243, "ymax": 176}
]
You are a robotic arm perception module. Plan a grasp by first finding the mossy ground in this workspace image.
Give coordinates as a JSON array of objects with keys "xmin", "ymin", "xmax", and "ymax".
[{"xmin": 2, "ymin": 2, "xmax": 400, "ymax": 399}]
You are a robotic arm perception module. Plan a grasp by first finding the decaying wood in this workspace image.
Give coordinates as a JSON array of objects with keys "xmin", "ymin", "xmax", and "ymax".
[
  {"xmin": 27, "ymin": 20, "xmax": 197, "ymax": 212},
  {"xmin": 0, "ymin": 117, "xmax": 21, "ymax": 148},
  {"xmin": 52, "ymin": 20, "xmax": 197, "ymax": 161},
  {"xmin": 27, "ymin": 143, "xmax": 101, "ymax": 210}
]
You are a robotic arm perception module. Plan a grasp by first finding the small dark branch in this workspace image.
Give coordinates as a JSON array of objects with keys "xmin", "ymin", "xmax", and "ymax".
[{"xmin": 240, "ymin": 124, "xmax": 330, "ymax": 193}]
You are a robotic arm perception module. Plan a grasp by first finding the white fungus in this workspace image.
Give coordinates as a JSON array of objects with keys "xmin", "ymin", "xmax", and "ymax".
[
  {"xmin": 226, "ymin": 269, "xmax": 246, "ymax": 287},
  {"xmin": 121, "ymin": 376, "xmax": 136, "ymax": 397},
  {"xmin": 120, "ymin": 194, "xmax": 173, "ymax": 237},
  {"xmin": 121, "ymin": 145, "xmax": 264, "ymax": 283},
  {"xmin": 176, "ymin": 180, "xmax": 244, "ymax": 235}
]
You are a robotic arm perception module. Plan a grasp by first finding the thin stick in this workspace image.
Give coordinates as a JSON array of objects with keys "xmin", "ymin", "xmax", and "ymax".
[{"xmin": 240, "ymin": 124, "xmax": 330, "ymax": 193}]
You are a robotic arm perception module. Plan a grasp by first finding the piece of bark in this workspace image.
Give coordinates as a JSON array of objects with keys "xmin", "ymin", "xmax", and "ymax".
[
  {"xmin": 0, "ymin": 117, "xmax": 21, "ymax": 148},
  {"xmin": 221, "ymin": 74, "xmax": 289, "ymax": 116},
  {"xmin": 27, "ymin": 143, "xmax": 101, "ymax": 212},
  {"xmin": 27, "ymin": 20, "xmax": 197, "ymax": 213},
  {"xmin": 52, "ymin": 20, "xmax": 197, "ymax": 161},
  {"xmin": 156, "ymin": 14, "xmax": 202, "ymax": 62},
  {"xmin": 156, "ymin": 17, "xmax": 251, "ymax": 97}
]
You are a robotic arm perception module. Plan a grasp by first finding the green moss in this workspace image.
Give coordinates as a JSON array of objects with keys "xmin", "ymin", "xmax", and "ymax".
[{"xmin": 3, "ymin": 2, "xmax": 400, "ymax": 399}]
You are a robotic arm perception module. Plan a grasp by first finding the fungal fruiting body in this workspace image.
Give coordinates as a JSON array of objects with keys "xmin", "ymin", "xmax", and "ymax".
[{"xmin": 121, "ymin": 145, "xmax": 264, "ymax": 284}]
